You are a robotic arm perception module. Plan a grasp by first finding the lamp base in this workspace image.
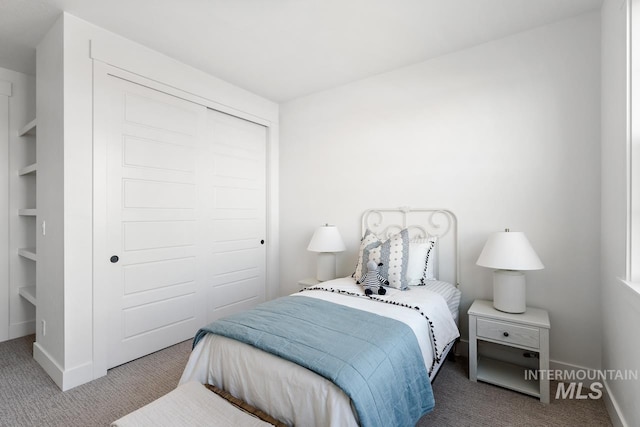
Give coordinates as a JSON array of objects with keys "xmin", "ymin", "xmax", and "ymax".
[
  {"xmin": 493, "ymin": 270, "xmax": 526, "ymax": 313},
  {"xmin": 316, "ymin": 252, "xmax": 336, "ymax": 282}
]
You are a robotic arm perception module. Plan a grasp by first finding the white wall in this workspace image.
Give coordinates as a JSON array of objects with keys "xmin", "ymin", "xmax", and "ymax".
[
  {"xmin": 35, "ymin": 13, "xmax": 279, "ymax": 390},
  {"xmin": 600, "ymin": 0, "xmax": 640, "ymax": 426},
  {"xmin": 280, "ymin": 12, "xmax": 602, "ymax": 371},
  {"xmin": 0, "ymin": 66, "xmax": 36, "ymax": 342},
  {"xmin": 35, "ymin": 15, "xmax": 65, "ymax": 381}
]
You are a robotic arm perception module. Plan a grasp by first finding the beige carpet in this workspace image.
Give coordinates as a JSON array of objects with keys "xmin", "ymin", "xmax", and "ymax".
[
  {"xmin": 0, "ymin": 335, "xmax": 612, "ymax": 426},
  {"xmin": 420, "ymin": 355, "xmax": 612, "ymax": 427},
  {"xmin": 0, "ymin": 335, "xmax": 191, "ymax": 427}
]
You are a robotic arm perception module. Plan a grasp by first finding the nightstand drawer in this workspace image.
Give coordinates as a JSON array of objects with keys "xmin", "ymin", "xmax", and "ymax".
[{"xmin": 476, "ymin": 318, "xmax": 540, "ymax": 349}]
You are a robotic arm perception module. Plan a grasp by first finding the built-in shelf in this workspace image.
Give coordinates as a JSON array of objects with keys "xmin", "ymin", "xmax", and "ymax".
[
  {"xmin": 18, "ymin": 286, "xmax": 36, "ymax": 306},
  {"xmin": 18, "ymin": 119, "xmax": 36, "ymax": 137},
  {"xmin": 13, "ymin": 117, "xmax": 38, "ymax": 337},
  {"xmin": 18, "ymin": 208, "xmax": 37, "ymax": 216},
  {"xmin": 477, "ymin": 356, "xmax": 540, "ymax": 398},
  {"xmin": 18, "ymin": 163, "xmax": 37, "ymax": 176},
  {"xmin": 18, "ymin": 248, "xmax": 37, "ymax": 262}
]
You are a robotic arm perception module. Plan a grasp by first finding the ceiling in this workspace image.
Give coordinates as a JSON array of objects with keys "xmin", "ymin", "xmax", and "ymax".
[{"xmin": 0, "ymin": 0, "xmax": 602, "ymax": 102}]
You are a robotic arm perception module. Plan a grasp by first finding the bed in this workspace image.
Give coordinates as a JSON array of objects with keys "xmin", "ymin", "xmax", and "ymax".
[{"xmin": 180, "ymin": 208, "xmax": 461, "ymax": 426}]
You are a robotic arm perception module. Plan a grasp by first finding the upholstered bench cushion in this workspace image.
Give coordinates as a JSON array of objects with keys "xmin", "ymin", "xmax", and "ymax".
[{"xmin": 111, "ymin": 381, "xmax": 273, "ymax": 427}]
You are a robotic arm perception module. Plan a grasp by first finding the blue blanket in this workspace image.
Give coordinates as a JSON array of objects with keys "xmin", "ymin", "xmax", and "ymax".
[{"xmin": 194, "ymin": 296, "xmax": 435, "ymax": 427}]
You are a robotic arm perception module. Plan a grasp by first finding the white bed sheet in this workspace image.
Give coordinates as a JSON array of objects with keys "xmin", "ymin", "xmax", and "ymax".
[
  {"xmin": 179, "ymin": 276, "xmax": 459, "ymax": 427},
  {"xmin": 415, "ymin": 280, "xmax": 462, "ymax": 324}
]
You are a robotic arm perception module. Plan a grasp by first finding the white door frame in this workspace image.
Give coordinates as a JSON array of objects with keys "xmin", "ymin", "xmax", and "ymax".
[{"xmin": 92, "ymin": 61, "xmax": 279, "ymax": 379}]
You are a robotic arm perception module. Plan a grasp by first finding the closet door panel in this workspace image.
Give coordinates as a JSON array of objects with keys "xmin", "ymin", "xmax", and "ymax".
[
  {"xmin": 101, "ymin": 76, "xmax": 206, "ymax": 369},
  {"xmin": 205, "ymin": 109, "xmax": 267, "ymax": 323}
]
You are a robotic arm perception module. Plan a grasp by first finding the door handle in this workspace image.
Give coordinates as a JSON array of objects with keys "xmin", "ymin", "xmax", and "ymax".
[{"xmin": 110, "ymin": 255, "xmax": 119, "ymax": 263}]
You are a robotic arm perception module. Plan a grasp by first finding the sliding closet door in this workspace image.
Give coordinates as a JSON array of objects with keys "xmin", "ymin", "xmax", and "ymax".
[
  {"xmin": 97, "ymin": 72, "xmax": 268, "ymax": 369},
  {"xmin": 101, "ymin": 76, "xmax": 207, "ymax": 368},
  {"xmin": 204, "ymin": 109, "xmax": 267, "ymax": 322}
]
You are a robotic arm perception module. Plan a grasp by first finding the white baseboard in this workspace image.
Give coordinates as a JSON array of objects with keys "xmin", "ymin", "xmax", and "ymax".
[
  {"xmin": 9, "ymin": 319, "xmax": 35, "ymax": 339},
  {"xmin": 547, "ymin": 359, "xmax": 600, "ymax": 387},
  {"xmin": 33, "ymin": 342, "xmax": 94, "ymax": 391},
  {"xmin": 603, "ymin": 380, "xmax": 629, "ymax": 427},
  {"xmin": 33, "ymin": 341, "xmax": 64, "ymax": 389},
  {"xmin": 60, "ymin": 360, "xmax": 94, "ymax": 391}
]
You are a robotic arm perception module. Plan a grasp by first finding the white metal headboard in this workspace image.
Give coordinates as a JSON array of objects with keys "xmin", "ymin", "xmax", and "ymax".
[{"xmin": 361, "ymin": 207, "xmax": 459, "ymax": 287}]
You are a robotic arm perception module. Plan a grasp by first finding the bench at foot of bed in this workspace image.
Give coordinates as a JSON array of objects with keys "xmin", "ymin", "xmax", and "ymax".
[{"xmin": 111, "ymin": 381, "xmax": 282, "ymax": 427}]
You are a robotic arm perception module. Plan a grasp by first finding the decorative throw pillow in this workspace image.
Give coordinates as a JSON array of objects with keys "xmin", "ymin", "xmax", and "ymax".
[
  {"xmin": 360, "ymin": 229, "xmax": 410, "ymax": 290},
  {"xmin": 410, "ymin": 237, "xmax": 437, "ymax": 283},
  {"xmin": 352, "ymin": 229, "xmax": 383, "ymax": 280},
  {"xmin": 406, "ymin": 241, "xmax": 432, "ymax": 286}
]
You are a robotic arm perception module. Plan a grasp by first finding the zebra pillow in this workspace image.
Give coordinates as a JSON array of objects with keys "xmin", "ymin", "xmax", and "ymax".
[{"xmin": 354, "ymin": 229, "xmax": 410, "ymax": 290}]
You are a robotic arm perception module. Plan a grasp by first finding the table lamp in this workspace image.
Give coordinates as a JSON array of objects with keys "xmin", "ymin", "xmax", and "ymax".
[
  {"xmin": 476, "ymin": 229, "xmax": 544, "ymax": 313},
  {"xmin": 307, "ymin": 224, "xmax": 346, "ymax": 282}
]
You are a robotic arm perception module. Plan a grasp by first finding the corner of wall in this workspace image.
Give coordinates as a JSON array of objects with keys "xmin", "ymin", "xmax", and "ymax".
[{"xmin": 604, "ymin": 379, "xmax": 629, "ymax": 427}]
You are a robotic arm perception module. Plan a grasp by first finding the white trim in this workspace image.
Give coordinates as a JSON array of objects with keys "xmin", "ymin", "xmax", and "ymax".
[
  {"xmin": 92, "ymin": 62, "xmax": 109, "ymax": 380},
  {"xmin": 89, "ymin": 39, "xmax": 277, "ymax": 123},
  {"xmin": 265, "ymin": 122, "xmax": 280, "ymax": 301},
  {"xmin": 33, "ymin": 342, "xmax": 64, "ymax": 389},
  {"xmin": 34, "ymin": 343, "xmax": 94, "ymax": 391},
  {"xmin": 619, "ymin": 277, "xmax": 640, "ymax": 296},
  {"xmin": 8, "ymin": 319, "xmax": 35, "ymax": 339},
  {"xmin": 99, "ymin": 65, "xmax": 272, "ymax": 128},
  {"xmin": 604, "ymin": 379, "xmax": 630, "ymax": 427},
  {"xmin": 0, "ymin": 88, "xmax": 8, "ymax": 342},
  {"xmin": 546, "ymin": 359, "xmax": 603, "ymax": 387},
  {"xmin": 60, "ymin": 361, "xmax": 94, "ymax": 392},
  {"xmin": 627, "ymin": 0, "xmax": 632, "ymax": 280}
]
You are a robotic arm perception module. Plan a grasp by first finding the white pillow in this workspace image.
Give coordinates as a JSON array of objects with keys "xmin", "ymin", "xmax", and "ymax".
[
  {"xmin": 406, "ymin": 241, "xmax": 430, "ymax": 285},
  {"xmin": 408, "ymin": 237, "xmax": 437, "ymax": 284}
]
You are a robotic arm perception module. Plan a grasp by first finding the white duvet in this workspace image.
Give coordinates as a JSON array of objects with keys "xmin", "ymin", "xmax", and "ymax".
[{"xmin": 179, "ymin": 277, "xmax": 459, "ymax": 427}]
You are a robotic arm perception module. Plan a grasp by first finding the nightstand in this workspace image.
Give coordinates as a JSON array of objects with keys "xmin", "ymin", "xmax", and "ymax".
[
  {"xmin": 298, "ymin": 278, "xmax": 320, "ymax": 287},
  {"xmin": 468, "ymin": 299, "xmax": 550, "ymax": 403}
]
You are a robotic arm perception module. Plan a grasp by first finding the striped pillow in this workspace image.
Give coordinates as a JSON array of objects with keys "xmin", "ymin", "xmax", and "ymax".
[
  {"xmin": 354, "ymin": 229, "xmax": 410, "ymax": 290},
  {"xmin": 353, "ymin": 229, "xmax": 383, "ymax": 280}
]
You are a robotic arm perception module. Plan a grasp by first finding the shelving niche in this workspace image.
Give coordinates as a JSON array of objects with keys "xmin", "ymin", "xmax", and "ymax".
[{"xmin": 17, "ymin": 118, "xmax": 37, "ymax": 307}]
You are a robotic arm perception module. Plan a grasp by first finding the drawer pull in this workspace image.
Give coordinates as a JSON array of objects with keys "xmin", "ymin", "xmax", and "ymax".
[{"xmin": 476, "ymin": 318, "xmax": 540, "ymax": 348}]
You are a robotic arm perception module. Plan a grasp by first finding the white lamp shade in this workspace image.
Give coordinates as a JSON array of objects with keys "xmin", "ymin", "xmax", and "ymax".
[
  {"xmin": 476, "ymin": 230, "xmax": 544, "ymax": 271},
  {"xmin": 307, "ymin": 225, "xmax": 346, "ymax": 253}
]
